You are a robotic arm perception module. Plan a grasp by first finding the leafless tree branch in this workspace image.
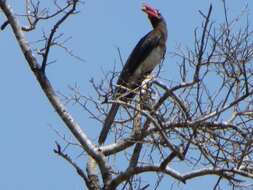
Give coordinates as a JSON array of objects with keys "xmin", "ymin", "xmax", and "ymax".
[{"xmin": 1, "ymin": 1, "xmax": 253, "ymax": 189}]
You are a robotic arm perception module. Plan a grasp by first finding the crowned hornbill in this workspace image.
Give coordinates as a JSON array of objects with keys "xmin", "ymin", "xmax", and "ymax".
[{"xmin": 99, "ymin": 4, "xmax": 167, "ymax": 144}]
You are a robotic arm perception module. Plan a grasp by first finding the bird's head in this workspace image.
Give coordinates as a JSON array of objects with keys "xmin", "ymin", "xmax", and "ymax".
[
  {"xmin": 142, "ymin": 4, "xmax": 160, "ymax": 18},
  {"xmin": 142, "ymin": 4, "xmax": 164, "ymax": 27}
]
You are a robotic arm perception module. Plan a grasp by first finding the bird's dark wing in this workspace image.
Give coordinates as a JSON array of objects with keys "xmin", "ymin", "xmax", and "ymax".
[{"xmin": 117, "ymin": 31, "xmax": 162, "ymax": 85}]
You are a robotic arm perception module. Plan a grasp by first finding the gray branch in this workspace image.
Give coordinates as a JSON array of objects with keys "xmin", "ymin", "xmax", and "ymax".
[{"xmin": 0, "ymin": 0, "xmax": 111, "ymax": 185}]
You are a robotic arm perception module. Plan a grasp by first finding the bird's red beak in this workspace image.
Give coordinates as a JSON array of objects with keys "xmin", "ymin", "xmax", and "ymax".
[{"xmin": 142, "ymin": 4, "xmax": 159, "ymax": 18}]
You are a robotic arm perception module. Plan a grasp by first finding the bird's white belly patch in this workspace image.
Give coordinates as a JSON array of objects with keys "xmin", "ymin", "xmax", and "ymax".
[{"xmin": 133, "ymin": 47, "xmax": 163, "ymax": 77}]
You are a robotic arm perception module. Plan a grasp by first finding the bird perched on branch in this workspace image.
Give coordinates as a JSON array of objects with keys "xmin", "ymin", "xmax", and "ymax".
[{"xmin": 98, "ymin": 4, "xmax": 168, "ymax": 144}]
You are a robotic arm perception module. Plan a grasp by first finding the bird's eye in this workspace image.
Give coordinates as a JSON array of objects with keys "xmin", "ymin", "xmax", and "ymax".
[{"xmin": 156, "ymin": 10, "xmax": 161, "ymax": 17}]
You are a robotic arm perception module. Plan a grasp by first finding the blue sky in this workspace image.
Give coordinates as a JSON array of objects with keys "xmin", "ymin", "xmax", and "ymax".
[{"xmin": 0, "ymin": 1, "xmax": 252, "ymax": 189}]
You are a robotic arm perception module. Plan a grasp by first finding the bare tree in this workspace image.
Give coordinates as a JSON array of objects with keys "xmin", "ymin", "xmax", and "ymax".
[{"xmin": 1, "ymin": 1, "xmax": 253, "ymax": 189}]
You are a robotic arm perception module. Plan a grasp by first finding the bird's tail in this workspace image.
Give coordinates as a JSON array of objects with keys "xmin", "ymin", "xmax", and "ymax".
[{"xmin": 98, "ymin": 103, "xmax": 120, "ymax": 144}]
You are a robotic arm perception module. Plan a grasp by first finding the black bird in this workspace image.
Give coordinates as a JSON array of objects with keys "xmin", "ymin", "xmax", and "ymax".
[{"xmin": 99, "ymin": 4, "xmax": 168, "ymax": 144}]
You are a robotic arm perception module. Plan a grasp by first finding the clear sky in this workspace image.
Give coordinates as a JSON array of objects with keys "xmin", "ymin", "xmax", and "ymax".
[{"xmin": 0, "ymin": 1, "xmax": 252, "ymax": 189}]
